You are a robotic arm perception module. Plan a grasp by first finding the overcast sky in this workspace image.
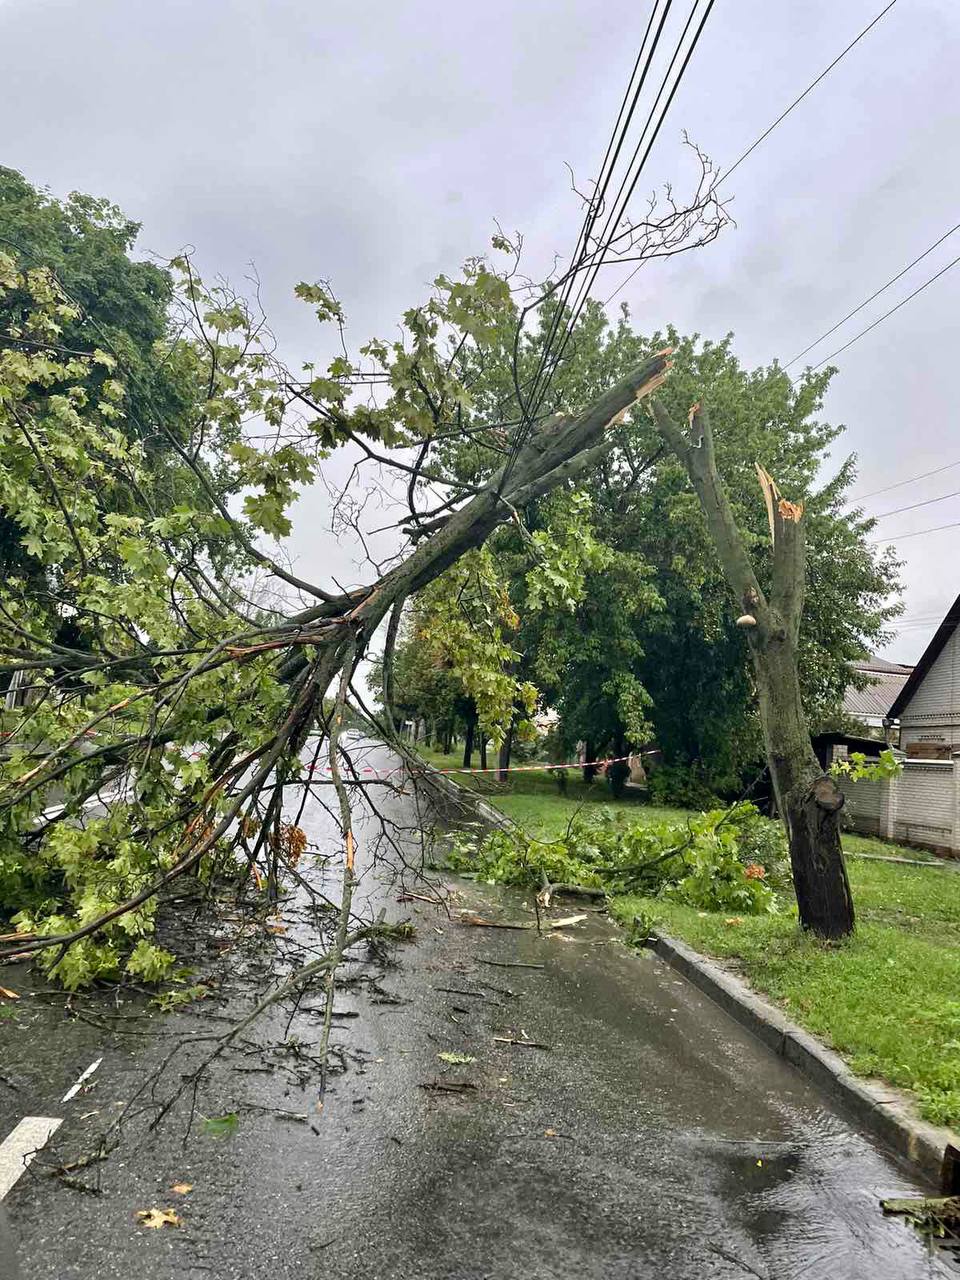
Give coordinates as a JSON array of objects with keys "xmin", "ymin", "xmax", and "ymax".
[{"xmin": 2, "ymin": 0, "xmax": 957, "ymax": 662}]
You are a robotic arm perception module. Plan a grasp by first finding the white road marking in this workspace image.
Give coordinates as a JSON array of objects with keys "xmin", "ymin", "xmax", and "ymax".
[
  {"xmin": 0, "ymin": 1117, "xmax": 62, "ymax": 1200},
  {"xmin": 61, "ymin": 1057, "xmax": 102, "ymax": 1103}
]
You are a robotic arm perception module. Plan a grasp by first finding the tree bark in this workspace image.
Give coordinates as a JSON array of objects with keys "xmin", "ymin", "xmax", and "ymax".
[
  {"xmin": 462, "ymin": 710, "xmax": 476, "ymax": 769},
  {"xmin": 479, "ymin": 734, "xmax": 488, "ymax": 771},
  {"xmin": 651, "ymin": 399, "xmax": 854, "ymax": 939},
  {"xmin": 497, "ymin": 721, "xmax": 514, "ymax": 783}
]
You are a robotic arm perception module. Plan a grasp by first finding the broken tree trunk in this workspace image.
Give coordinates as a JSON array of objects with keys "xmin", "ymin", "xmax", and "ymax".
[
  {"xmin": 462, "ymin": 710, "xmax": 476, "ymax": 769},
  {"xmin": 497, "ymin": 721, "xmax": 513, "ymax": 783},
  {"xmin": 650, "ymin": 400, "xmax": 854, "ymax": 939}
]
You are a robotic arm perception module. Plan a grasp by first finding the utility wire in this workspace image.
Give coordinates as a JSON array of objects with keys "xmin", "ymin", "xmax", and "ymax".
[
  {"xmin": 785, "ymin": 219, "xmax": 960, "ymax": 368},
  {"xmin": 603, "ymin": 0, "xmax": 898, "ymax": 308},
  {"xmin": 545, "ymin": 0, "xmax": 714, "ymax": 381},
  {"xmin": 500, "ymin": 0, "xmax": 714, "ymax": 494},
  {"xmin": 870, "ymin": 487, "xmax": 960, "ymax": 521},
  {"xmin": 801, "ymin": 249, "xmax": 960, "ymax": 372},
  {"xmin": 869, "ymin": 519, "xmax": 960, "ymax": 545},
  {"xmin": 516, "ymin": 0, "xmax": 674, "ymax": 429},
  {"xmin": 849, "ymin": 459, "xmax": 960, "ymax": 503},
  {"xmin": 719, "ymin": 0, "xmax": 898, "ymax": 185}
]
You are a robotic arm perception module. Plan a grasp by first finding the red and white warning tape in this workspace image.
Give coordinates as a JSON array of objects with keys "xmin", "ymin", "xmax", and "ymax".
[{"xmin": 306, "ymin": 753, "xmax": 640, "ymax": 780}]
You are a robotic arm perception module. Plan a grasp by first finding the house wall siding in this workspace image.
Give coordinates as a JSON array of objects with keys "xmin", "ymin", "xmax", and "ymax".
[{"xmin": 900, "ymin": 627, "xmax": 960, "ymax": 743}]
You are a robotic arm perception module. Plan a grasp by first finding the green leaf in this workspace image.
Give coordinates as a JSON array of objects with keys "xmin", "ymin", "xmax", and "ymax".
[{"xmin": 201, "ymin": 1112, "xmax": 239, "ymax": 1139}]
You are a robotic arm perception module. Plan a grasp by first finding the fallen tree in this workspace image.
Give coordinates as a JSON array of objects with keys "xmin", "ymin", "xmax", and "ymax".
[
  {"xmin": 0, "ymin": 248, "xmax": 679, "ymax": 986},
  {"xmin": 0, "ymin": 130, "xmax": 730, "ymax": 992}
]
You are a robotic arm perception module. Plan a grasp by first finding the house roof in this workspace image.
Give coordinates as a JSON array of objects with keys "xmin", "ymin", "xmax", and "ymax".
[
  {"xmin": 853, "ymin": 656, "xmax": 914, "ymax": 675},
  {"xmin": 844, "ymin": 658, "xmax": 913, "ymax": 720},
  {"xmin": 888, "ymin": 591, "xmax": 960, "ymax": 720}
]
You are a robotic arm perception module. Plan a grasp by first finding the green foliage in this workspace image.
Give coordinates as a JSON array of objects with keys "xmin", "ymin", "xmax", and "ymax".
[
  {"xmin": 646, "ymin": 763, "xmax": 720, "ymax": 811},
  {"xmin": 448, "ymin": 801, "xmax": 778, "ymax": 914},
  {"xmin": 0, "ymin": 195, "xmax": 535, "ymax": 986},
  {"xmin": 151, "ymin": 983, "xmax": 208, "ymax": 1013},
  {"xmin": 0, "ymin": 236, "xmax": 301, "ymax": 981},
  {"xmin": 419, "ymin": 302, "xmax": 900, "ymax": 786},
  {"xmin": 125, "ymin": 939, "xmax": 176, "ymax": 983},
  {"xmin": 386, "ymin": 548, "xmax": 537, "ymax": 744},
  {"xmin": 831, "ymin": 747, "xmax": 902, "ymax": 783}
]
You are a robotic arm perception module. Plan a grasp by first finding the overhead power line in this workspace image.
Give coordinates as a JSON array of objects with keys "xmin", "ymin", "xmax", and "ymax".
[
  {"xmin": 603, "ymin": 0, "xmax": 898, "ymax": 308},
  {"xmin": 499, "ymin": 0, "xmax": 715, "ymax": 494},
  {"xmin": 719, "ymin": 0, "xmax": 898, "ymax": 185},
  {"xmin": 849, "ymin": 458, "xmax": 960, "ymax": 503},
  {"xmin": 869, "ymin": 519, "xmax": 960, "ymax": 545},
  {"xmin": 871, "ymin": 487, "xmax": 960, "ymax": 521},
  {"xmin": 802, "ymin": 248, "xmax": 960, "ymax": 372},
  {"xmin": 785, "ymin": 219, "xmax": 960, "ymax": 368},
  {"xmin": 518, "ymin": 0, "xmax": 676, "ymax": 429},
  {"xmin": 542, "ymin": 0, "xmax": 716, "ymax": 384}
]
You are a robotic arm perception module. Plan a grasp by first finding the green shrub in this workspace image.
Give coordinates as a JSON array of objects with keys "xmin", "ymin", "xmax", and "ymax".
[{"xmin": 646, "ymin": 763, "xmax": 720, "ymax": 811}]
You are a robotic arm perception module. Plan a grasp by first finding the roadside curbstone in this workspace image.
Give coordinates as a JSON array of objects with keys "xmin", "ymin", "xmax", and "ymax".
[{"xmin": 644, "ymin": 930, "xmax": 959, "ymax": 1187}]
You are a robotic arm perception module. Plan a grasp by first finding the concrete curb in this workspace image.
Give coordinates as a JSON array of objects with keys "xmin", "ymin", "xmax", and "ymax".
[{"xmin": 644, "ymin": 930, "xmax": 958, "ymax": 1187}]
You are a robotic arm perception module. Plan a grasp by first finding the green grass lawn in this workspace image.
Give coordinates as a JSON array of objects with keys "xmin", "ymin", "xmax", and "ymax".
[
  {"xmin": 417, "ymin": 744, "xmax": 694, "ymax": 833},
  {"xmin": 419, "ymin": 742, "xmax": 960, "ymax": 1129}
]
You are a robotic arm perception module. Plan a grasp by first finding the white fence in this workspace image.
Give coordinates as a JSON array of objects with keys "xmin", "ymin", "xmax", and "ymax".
[{"xmin": 841, "ymin": 754, "xmax": 960, "ymax": 854}]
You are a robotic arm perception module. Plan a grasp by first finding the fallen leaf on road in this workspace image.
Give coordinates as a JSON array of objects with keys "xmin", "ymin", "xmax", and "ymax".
[
  {"xmin": 0, "ymin": 986, "xmax": 19, "ymax": 1000},
  {"xmin": 171, "ymin": 1183, "xmax": 193, "ymax": 1195},
  {"xmin": 136, "ymin": 1209, "xmax": 181, "ymax": 1229},
  {"xmin": 549, "ymin": 915, "xmax": 587, "ymax": 929},
  {"xmin": 437, "ymin": 1052, "xmax": 476, "ymax": 1065},
  {"xmin": 544, "ymin": 1128, "xmax": 557, "ymax": 1137},
  {"xmin": 201, "ymin": 1112, "xmax": 239, "ymax": 1138}
]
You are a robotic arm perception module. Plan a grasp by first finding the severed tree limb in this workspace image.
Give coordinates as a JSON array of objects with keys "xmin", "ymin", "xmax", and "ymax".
[{"xmin": 317, "ymin": 641, "xmax": 360, "ymax": 1109}]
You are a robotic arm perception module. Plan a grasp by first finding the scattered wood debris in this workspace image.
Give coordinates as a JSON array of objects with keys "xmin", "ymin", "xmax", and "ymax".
[
  {"xmin": 494, "ymin": 1036, "xmax": 551, "ymax": 1050},
  {"xmin": 420, "ymin": 1080, "xmax": 479, "ymax": 1094},
  {"xmin": 459, "ymin": 913, "xmax": 532, "ymax": 931}
]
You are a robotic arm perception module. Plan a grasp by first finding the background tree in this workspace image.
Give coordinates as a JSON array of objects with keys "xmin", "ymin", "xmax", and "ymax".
[{"xmin": 0, "ymin": 167, "xmax": 255, "ymax": 650}]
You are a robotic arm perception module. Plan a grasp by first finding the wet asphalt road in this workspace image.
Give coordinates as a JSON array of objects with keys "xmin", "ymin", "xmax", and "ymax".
[{"xmin": 0, "ymin": 741, "xmax": 953, "ymax": 1279}]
